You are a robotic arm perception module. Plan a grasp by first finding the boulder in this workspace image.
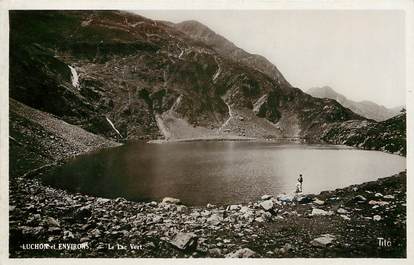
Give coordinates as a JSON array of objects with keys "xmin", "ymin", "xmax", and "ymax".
[
  {"xmin": 277, "ymin": 194, "xmax": 294, "ymax": 203},
  {"xmin": 206, "ymin": 203, "xmax": 216, "ymax": 209},
  {"xmin": 310, "ymin": 208, "xmax": 334, "ymax": 216},
  {"xmin": 373, "ymin": 215, "xmax": 382, "ymax": 221},
  {"xmin": 96, "ymin": 198, "xmax": 111, "ymax": 204},
  {"xmin": 46, "ymin": 217, "xmax": 60, "ymax": 227},
  {"xmin": 259, "ymin": 200, "xmax": 274, "ymax": 211},
  {"xmin": 368, "ymin": 200, "xmax": 389, "ymax": 206},
  {"xmin": 162, "ymin": 197, "xmax": 181, "ymax": 204},
  {"xmin": 228, "ymin": 205, "xmax": 241, "ymax": 211},
  {"xmin": 297, "ymin": 196, "xmax": 313, "ymax": 204},
  {"xmin": 313, "ymin": 198, "xmax": 325, "ymax": 205},
  {"xmin": 208, "ymin": 248, "xmax": 223, "ymax": 257},
  {"xmin": 226, "ymin": 248, "xmax": 257, "ymax": 258},
  {"xmin": 261, "ymin": 194, "xmax": 273, "ymax": 200},
  {"xmin": 311, "ymin": 234, "xmax": 335, "ymax": 247},
  {"xmin": 340, "ymin": 215, "xmax": 351, "ymax": 221},
  {"xmin": 353, "ymin": 195, "xmax": 367, "ymax": 203},
  {"xmin": 336, "ymin": 208, "xmax": 348, "ymax": 214},
  {"xmin": 169, "ymin": 232, "xmax": 197, "ymax": 251},
  {"xmin": 74, "ymin": 206, "xmax": 92, "ymax": 219},
  {"xmin": 207, "ymin": 214, "xmax": 221, "ymax": 226}
]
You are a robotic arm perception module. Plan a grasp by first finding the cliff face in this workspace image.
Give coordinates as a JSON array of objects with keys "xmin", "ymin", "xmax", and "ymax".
[{"xmin": 307, "ymin": 86, "xmax": 402, "ymax": 122}]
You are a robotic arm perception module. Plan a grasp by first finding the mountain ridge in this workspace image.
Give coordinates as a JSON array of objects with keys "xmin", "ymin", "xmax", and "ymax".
[
  {"xmin": 307, "ymin": 86, "xmax": 402, "ymax": 121},
  {"xmin": 8, "ymin": 10, "xmax": 405, "ymax": 155}
]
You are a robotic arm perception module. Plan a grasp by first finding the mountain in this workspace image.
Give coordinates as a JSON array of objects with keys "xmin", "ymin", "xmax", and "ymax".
[
  {"xmin": 307, "ymin": 86, "xmax": 402, "ymax": 122},
  {"xmin": 8, "ymin": 10, "xmax": 405, "ymax": 155},
  {"xmin": 174, "ymin": 20, "xmax": 290, "ymax": 86}
]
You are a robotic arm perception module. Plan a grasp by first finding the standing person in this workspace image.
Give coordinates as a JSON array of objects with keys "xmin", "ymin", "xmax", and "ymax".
[{"xmin": 297, "ymin": 174, "xmax": 303, "ymax": 192}]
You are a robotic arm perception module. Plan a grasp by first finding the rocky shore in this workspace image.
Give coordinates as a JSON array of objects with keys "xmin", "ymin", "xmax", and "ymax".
[
  {"xmin": 9, "ymin": 99, "xmax": 406, "ymax": 258},
  {"xmin": 9, "ymin": 170, "xmax": 406, "ymax": 258}
]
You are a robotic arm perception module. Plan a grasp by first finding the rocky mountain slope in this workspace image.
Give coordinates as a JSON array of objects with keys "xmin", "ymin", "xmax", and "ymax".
[
  {"xmin": 307, "ymin": 86, "xmax": 402, "ymax": 122},
  {"xmin": 10, "ymin": 10, "xmax": 366, "ymax": 143},
  {"xmin": 9, "ymin": 10, "xmax": 405, "ymax": 156}
]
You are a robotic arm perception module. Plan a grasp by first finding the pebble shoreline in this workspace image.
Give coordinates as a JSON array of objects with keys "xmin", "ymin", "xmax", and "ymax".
[{"xmin": 9, "ymin": 170, "xmax": 406, "ymax": 258}]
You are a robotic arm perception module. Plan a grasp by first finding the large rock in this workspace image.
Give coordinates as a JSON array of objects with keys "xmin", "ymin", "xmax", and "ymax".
[
  {"xmin": 313, "ymin": 198, "xmax": 325, "ymax": 205},
  {"xmin": 162, "ymin": 197, "xmax": 181, "ymax": 204},
  {"xmin": 226, "ymin": 248, "xmax": 257, "ymax": 258},
  {"xmin": 46, "ymin": 217, "xmax": 60, "ymax": 227},
  {"xmin": 353, "ymin": 195, "xmax": 367, "ymax": 203},
  {"xmin": 261, "ymin": 194, "xmax": 273, "ymax": 200},
  {"xmin": 259, "ymin": 200, "xmax": 274, "ymax": 211},
  {"xmin": 169, "ymin": 232, "xmax": 197, "ymax": 251},
  {"xmin": 336, "ymin": 208, "xmax": 348, "ymax": 214},
  {"xmin": 368, "ymin": 200, "xmax": 389, "ymax": 206},
  {"xmin": 74, "ymin": 205, "xmax": 92, "ymax": 219},
  {"xmin": 277, "ymin": 194, "xmax": 294, "ymax": 203},
  {"xmin": 311, "ymin": 234, "xmax": 336, "ymax": 247},
  {"xmin": 207, "ymin": 214, "xmax": 222, "ymax": 226},
  {"xmin": 310, "ymin": 208, "xmax": 334, "ymax": 216},
  {"xmin": 297, "ymin": 195, "xmax": 313, "ymax": 204}
]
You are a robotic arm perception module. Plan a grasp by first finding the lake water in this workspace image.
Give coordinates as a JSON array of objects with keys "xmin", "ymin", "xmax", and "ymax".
[{"xmin": 42, "ymin": 141, "xmax": 406, "ymax": 206}]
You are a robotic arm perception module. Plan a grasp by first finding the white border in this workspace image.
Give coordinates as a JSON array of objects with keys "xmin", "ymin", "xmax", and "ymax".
[{"xmin": 0, "ymin": 1, "xmax": 412, "ymax": 265}]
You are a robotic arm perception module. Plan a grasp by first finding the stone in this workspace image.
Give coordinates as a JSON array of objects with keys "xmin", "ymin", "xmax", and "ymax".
[
  {"xmin": 311, "ymin": 234, "xmax": 335, "ymax": 247},
  {"xmin": 151, "ymin": 216, "xmax": 163, "ymax": 224},
  {"xmin": 74, "ymin": 206, "xmax": 92, "ymax": 219},
  {"xmin": 263, "ymin": 211, "xmax": 272, "ymax": 220},
  {"xmin": 340, "ymin": 215, "xmax": 351, "ymax": 221},
  {"xmin": 89, "ymin": 228, "xmax": 102, "ymax": 238},
  {"xmin": 207, "ymin": 214, "xmax": 221, "ymax": 226},
  {"xmin": 228, "ymin": 205, "xmax": 241, "ymax": 211},
  {"xmin": 206, "ymin": 203, "xmax": 216, "ymax": 209},
  {"xmin": 373, "ymin": 215, "xmax": 382, "ymax": 221},
  {"xmin": 368, "ymin": 200, "xmax": 389, "ymax": 206},
  {"xmin": 261, "ymin": 194, "xmax": 273, "ymax": 200},
  {"xmin": 176, "ymin": 205, "xmax": 187, "ymax": 212},
  {"xmin": 336, "ymin": 208, "xmax": 348, "ymax": 214},
  {"xmin": 240, "ymin": 206, "xmax": 251, "ymax": 213},
  {"xmin": 255, "ymin": 217, "xmax": 265, "ymax": 223},
  {"xmin": 97, "ymin": 198, "xmax": 111, "ymax": 204},
  {"xmin": 162, "ymin": 197, "xmax": 181, "ymax": 204},
  {"xmin": 259, "ymin": 200, "xmax": 274, "ymax": 211},
  {"xmin": 169, "ymin": 232, "xmax": 197, "ymax": 251},
  {"xmin": 353, "ymin": 195, "xmax": 367, "ymax": 203},
  {"xmin": 310, "ymin": 208, "xmax": 334, "ymax": 216},
  {"xmin": 208, "ymin": 248, "xmax": 223, "ymax": 257},
  {"xmin": 226, "ymin": 248, "xmax": 257, "ymax": 258},
  {"xmin": 277, "ymin": 194, "xmax": 294, "ymax": 203},
  {"xmin": 313, "ymin": 198, "xmax": 325, "ymax": 205},
  {"xmin": 384, "ymin": 195, "xmax": 395, "ymax": 199},
  {"xmin": 63, "ymin": 230, "xmax": 75, "ymax": 240},
  {"xmin": 46, "ymin": 217, "xmax": 60, "ymax": 227},
  {"xmin": 297, "ymin": 196, "xmax": 313, "ymax": 204},
  {"xmin": 375, "ymin": 193, "xmax": 384, "ymax": 198},
  {"xmin": 80, "ymin": 237, "xmax": 90, "ymax": 243}
]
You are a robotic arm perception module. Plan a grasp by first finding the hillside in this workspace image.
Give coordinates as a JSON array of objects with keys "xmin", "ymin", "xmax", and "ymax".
[
  {"xmin": 10, "ymin": 10, "xmax": 366, "ymax": 143},
  {"xmin": 307, "ymin": 86, "xmax": 402, "ymax": 122}
]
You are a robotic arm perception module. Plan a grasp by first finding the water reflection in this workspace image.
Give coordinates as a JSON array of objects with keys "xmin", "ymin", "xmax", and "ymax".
[{"xmin": 42, "ymin": 141, "xmax": 406, "ymax": 206}]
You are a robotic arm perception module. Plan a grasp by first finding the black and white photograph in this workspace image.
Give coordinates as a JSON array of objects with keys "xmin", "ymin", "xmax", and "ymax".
[{"xmin": 1, "ymin": 0, "xmax": 412, "ymax": 262}]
